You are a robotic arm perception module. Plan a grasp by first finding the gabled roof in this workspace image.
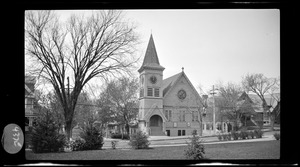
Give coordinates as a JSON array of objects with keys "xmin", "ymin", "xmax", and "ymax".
[
  {"xmin": 138, "ymin": 34, "xmax": 165, "ymax": 73},
  {"xmin": 25, "ymin": 76, "xmax": 36, "ymax": 97},
  {"xmin": 162, "ymin": 71, "xmax": 202, "ymax": 102},
  {"xmin": 247, "ymin": 93, "xmax": 279, "ymax": 112},
  {"xmin": 162, "ymin": 72, "xmax": 182, "ymax": 96}
]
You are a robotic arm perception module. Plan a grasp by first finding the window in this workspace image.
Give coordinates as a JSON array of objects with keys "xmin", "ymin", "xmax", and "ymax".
[
  {"xmin": 147, "ymin": 88, "xmax": 153, "ymax": 96},
  {"xmin": 182, "ymin": 130, "xmax": 186, "ymax": 136},
  {"xmin": 178, "ymin": 130, "xmax": 181, "ymax": 136},
  {"xmin": 26, "ymin": 98, "xmax": 33, "ymax": 109},
  {"xmin": 180, "ymin": 111, "xmax": 185, "ymax": 122},
  {"xmin": 25, "ymin": 117, "xmax": 29, "ymax": 126},
  {"xmin": 165, "ymin": 110, "xmax": 172, "ymax": 121},
  {"xmin": 192, "ymin": 111, "xmax": 199, "ymax": 122},
  {"xmin": 140, "ymin": 88, "xmax": 144, "ymax": 97},
  {"xmin": 206, "ymin": 123, "xmax": 211, "ymax": 130},
  {"xmin": 165, "ymin": 110, "xmax": 169, "ymax": 121},
  {"xmin": 192, "ymin": 111, "xmax": 195, "ymax": 121},
  {"xmin": 154, "ymin": 88, "xmax": 159, "ymax": 97},
  {"xmin": 166, "ymin": 130, "xmax": 170, "ymax": 136}
]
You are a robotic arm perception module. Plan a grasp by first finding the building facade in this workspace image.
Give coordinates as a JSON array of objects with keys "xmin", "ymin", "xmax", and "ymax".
[
  {"xmin": 137, "ymin": 35, "xmax": 205, "ymax": 136},
  {"xmin": 25, "ymin": 76, "xmax": 37, "ymax": 131}
]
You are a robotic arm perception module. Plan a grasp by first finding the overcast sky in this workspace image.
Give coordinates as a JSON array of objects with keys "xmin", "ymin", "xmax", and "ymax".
[
  {"xmin": 34, "ymin": 9, "xmax": 280, "ymax": 95},
  {"xmin": 125, "ymin": 9, "xmax": 280, "ymax": 93}
]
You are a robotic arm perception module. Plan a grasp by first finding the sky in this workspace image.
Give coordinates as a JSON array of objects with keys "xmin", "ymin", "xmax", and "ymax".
[
  {"xmin": 29, "ymin": 9, "xmax": 280, "ymax": 96},
  {"xmin": 124, "ymin": 9, "xmax": 280, "ymax": 93}
]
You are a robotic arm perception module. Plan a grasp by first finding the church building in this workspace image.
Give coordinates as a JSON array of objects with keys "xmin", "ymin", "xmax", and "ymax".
[{"xmin": 138, "ymin": 35, "xmax": 204, "ymax": 136}]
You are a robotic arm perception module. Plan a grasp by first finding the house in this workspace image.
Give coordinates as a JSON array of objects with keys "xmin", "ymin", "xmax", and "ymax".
[
  {"xmin": 208, "ymin": 91, "xmax": 280, "ymax": 133},
  {"xmin": 247, "ymin": 93, "xmax": 280, "ymax": 126},
  {"xmin": 137, "ymin": 35, "xmax": 205, "ymax": 136},
  {"xmin": 25, "ymin": 75, "xmax": 37, "ymax": 131},
  {"xmin": 106, "ymin": 121, "xmax": 138, "ymax": 137}
]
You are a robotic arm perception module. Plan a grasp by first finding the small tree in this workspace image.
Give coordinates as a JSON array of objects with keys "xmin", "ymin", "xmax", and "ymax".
[
  {"xmin": 128, "ymin": 130, "xmax": 150, "ymax": 149},
  {"xmin": 79, "ymin": 123, "xmax": 104, "ymax": 150},
  {"xmin": 184, "ymin": 130, "xmax": 205, "ymax": 160},
  {"xmin": 30, "ymin": 109, "xmax": 67, "ymax": 153}
]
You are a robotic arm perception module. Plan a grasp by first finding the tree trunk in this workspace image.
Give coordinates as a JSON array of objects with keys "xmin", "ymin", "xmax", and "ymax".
[
  {"xmin": 125, "ymin": 123, "xmax": 130, "ymax": 135},
  {"xmin": 65, "ymin": 119, "xmax": 73, "ymax": 140},
  {"xmin": 270, "ymin": 113, "xmax": 275, "ymax": 131}
]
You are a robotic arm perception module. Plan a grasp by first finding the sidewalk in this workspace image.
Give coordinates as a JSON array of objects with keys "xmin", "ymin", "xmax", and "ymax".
[{"xmin": 102, "ymin": 133, "xmax": 276, "ymax": 149}]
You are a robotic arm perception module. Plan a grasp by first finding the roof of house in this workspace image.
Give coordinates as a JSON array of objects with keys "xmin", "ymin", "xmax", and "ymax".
[
  {"xmin": 138, "ymin": 34, "xmax": 165, "ymax": 73},
  {"xmin": 247, "ymin": 93, "xmax": 279, "ymax": 112},
  {"xmin": 206, "ymin": 92, "xmax": 280, "ymax": 113},
  {"xmin": 25, "ymin": 76, "xmax": 36, "ymax": 97}
]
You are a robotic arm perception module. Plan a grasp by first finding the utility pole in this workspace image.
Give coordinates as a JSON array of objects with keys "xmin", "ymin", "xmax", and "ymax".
[{"xmin": 210, "ymin": 85, "xmax": 218, "ymax": 135}]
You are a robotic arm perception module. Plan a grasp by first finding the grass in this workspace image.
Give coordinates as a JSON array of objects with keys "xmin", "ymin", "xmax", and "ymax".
[{"xmin": 26, "ymin": 140, "xmax": 280, "ymax": 160}]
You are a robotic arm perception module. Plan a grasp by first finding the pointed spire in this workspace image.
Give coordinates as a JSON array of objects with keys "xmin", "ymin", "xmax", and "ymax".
[{"xmin": 138, "ymin": 34, "xmax": 165, "ymax": 73}]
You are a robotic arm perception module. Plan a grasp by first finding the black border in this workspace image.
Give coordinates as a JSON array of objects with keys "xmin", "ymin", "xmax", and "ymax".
[{"xmin": 1, "ymin": 0, "xmax": 297, "ymax": 166}]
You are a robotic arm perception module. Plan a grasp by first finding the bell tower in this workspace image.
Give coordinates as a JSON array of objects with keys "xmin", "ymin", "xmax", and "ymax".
[{"xmin": 138, "ymin": 34, "xmax": 165, "ymax": 134}]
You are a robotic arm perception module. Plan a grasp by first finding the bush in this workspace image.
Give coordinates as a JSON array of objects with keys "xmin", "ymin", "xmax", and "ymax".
[
  {"xmin": 226, "ymin": 133, "xmax": 232, "ymax": 140},
  {"xmin": 240, "ymin": 130, "xmax": 248, "ymax": 140},
  {"xmin": 273, "ymin": 133, "xmax": 280, "ymax": 140},
  {"xmin": 248, "ymin": 131, "xmax": 255, "ymax": 139},
  {"xmin": 30, "ymin": 112, "xmax": 67, "ymax": 153},
  {"xmin": 79, "ymin": 124, "xmax": 104, "ymax": 150},
  {"xmin": 69, "ymin": 138, "xmax": 86, "ymax": 151},
  {"xmin": 184, "ymin": 130, "xmax": 205, "ymax": 160},
  {"xmin": 222, "ymin": 134, "xmax": 227, "ymax": 141},
  {"xmin": 111, "ymin": 140, "xmax": 119, "ymax": 149},
  {"xmin": 128, "ymin": 131, "xmax": 150, "ymax": 149},
  {"xmin": 254, "ymin": 129, "xmax": 263, "ymax": 138},
  {"xmin": 231, "ymin": 131, "xmax": 239, "ymax": 140},
  {"xmin": 217, "ymin": 134, "xmax": 223, "ymax": 141},
  {"xmin": 111, "ymin": 133, "xmax": 130, "ymax": 140}
]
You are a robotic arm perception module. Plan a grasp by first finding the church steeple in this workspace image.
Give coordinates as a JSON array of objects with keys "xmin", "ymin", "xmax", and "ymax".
[{"xmin": 138, "ymin": 34, "xmax": 165, "ymax": 73}]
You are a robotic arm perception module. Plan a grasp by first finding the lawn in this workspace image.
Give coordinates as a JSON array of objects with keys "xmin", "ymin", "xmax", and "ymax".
[{"xmin": 25, "ymin": 140, "xmax": 280, "ymax": 160}]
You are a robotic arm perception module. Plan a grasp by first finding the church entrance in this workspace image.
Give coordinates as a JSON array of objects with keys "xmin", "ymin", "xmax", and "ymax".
[{"xmin": 149, "ymin": 115, "xmax": 164, "ymax": 136}]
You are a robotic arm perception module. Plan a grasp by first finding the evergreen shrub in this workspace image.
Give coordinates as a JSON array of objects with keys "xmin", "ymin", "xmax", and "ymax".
[
  {"xmin": 240, "ymin": 130, "xmax": 248, "ymax": 140},
  {"xmin": 226, "ymin": 133, "xmax": 232, "ymax": 140},
  {"xmin": 248, "ymin": 131, "xmax": 255, "ymax": 139},
  {"xmin": 222, "ymin": 134, "xmax": 227, "ymax": 141},
  {"xmin": 254, "ymin": 129, "xmax": 263, "ymax": 138},
  {"xmin": 218, "ymin": 134, "xmax": 223, "ymax": 141},
  {"xmin": 69, "ymin": 138, "xmax": 86, "ymax": 151},
  {"xmin": 128, "ymin": 131, "xmax": 150, "ymax": 149},
  {"xmin": 273, "ymin": 133, "xmax": 280, "ymax": 140},
  {"xmin": 111, "ymin": 140, "xmax": 119, "ymax": 149},
  {"xmin": 231, "ymin": 131, "xmax": 239, "ymax": 140},
  {"xmin": 30, "ymin": 111, "xmax": 67, "ymax": 153},
  {"xmin": 79, "ymin": 124, "xmax": 104, "ymax": 150},
  {"xmin": 184, "ymin": 130, "xmax": 205, "ymax": 160}
]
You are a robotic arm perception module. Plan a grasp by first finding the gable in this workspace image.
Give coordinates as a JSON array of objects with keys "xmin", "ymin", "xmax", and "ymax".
[
  {"xmin": 163, "ymin": 72, "xmax": 202, "ymax": 107},
  {"xmin": 162, "ymin": 72, "xmax": 181, "ymax": 96},
  {"xmin": 144, "ymin": 105, "xmax": 167, "ymax": 122}
]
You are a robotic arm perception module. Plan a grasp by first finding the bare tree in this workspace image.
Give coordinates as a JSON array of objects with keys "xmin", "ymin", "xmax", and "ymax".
[
  {"xmin": 267, "ymin": 76, "xmax": 280, "ymax": 129},
  {"xmin": 217, "ymin": 82, "xmax": 256, "ymax": 131},
  {"xmin": 242, "ymin": 73, "xmax": 278, "ymax": 130},
  {"xmin": 100, "ymin": 77, "xmax": 139, "ymax": 137},
  {"xmin": 25, "ymin": 10, "xmax": 139, "ymax": 140}
]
